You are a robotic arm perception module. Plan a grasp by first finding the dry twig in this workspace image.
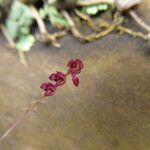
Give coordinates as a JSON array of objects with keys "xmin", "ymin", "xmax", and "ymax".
[
  {"xmin": 63, "ymin": 10, "xmax": 115, "ymax": 42},
  {"xmin": 75, "ymin": 9, "xmax": 149, "ymax": 40},
  {"xmin": 85, "ymin": 25, "xmax": 115, "ymax": 41},
  {"xmin": 30, "ymin": 5, "xmax": 63, "ymax": 48},
  {"xmin": 0, "ymin": 24, "xmax": 27, "ymax": 65},
  {"xmin": 74, "ymin": 9, "xmax": 100, "ymax": 31},
  {"xmin": 129, "ymin": 10, "xmax": 150, "ymax": 33},
  {"xmin": 62, "ymin": 10, "xmax": 85, "ymax": 40}
]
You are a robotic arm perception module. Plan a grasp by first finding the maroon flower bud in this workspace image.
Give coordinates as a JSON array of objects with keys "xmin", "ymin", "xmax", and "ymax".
[
  {"xmin": 40, "ymin": 59, "xmax": 84, "ymax": 97},
  {"xmin": 72, "ymin": 74, "xmax": 79, "ymax": 87},
  {"xmin": 40, "ymin": 82, "xmax": 56, "ymax": 97},
  {"xmin": 67, "ymin": 59, "xmax": 84, "ymax": 74},
  {"xmin": 49, "ymin": 71, "xmax": 66, "ymax": 86},
  {"xmin": 44, "ymin": 89, "xmax": 55, "ymax": 97}
]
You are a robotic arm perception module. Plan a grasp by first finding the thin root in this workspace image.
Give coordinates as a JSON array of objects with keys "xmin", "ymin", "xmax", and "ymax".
[
  {"xmin": 30, "ymin": 5, "xmax": 61, "ymax": 48},
  {"xmin": 0, "ymin": 24, "xmax": 15, "ymax": 48},
  {"xmin": 18, "ymin": 51, "xmax": 27, "ymax": 66},
  {"xmin": 74, "ymin": 9, "xmax": 100, "ymax": 31},
  {"xmin": 0, "ymin": 24, "xmax": 28, "ymax": 65},
  {"xmin": 84, "ymin": 25, "xmax": 115, "ymax": 42},
  {"xmin": 129, "ymin": 10, "xmax": 150, "ymax": 33},
  {"xmin": 62, "ymin": 10, "xmax": 84, "ymax": 40}
]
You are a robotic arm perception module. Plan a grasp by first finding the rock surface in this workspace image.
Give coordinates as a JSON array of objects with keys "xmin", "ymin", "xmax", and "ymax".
[{"xmin": 0, "ymin": 0, "xmax": 150, "ymax": 149}]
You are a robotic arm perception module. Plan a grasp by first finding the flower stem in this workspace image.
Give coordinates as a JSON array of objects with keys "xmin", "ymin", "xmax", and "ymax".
[
  {"xmin": 18, "ymin": 51, "xmax": 27, "ymax": 66},
  {"xmin": 0, "ymin": 99, "xmax": 42, "ymax": 142}
]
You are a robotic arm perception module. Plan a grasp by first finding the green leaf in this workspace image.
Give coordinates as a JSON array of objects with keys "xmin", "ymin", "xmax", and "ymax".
[
  {"xmin": 40, "ymin": 5, "xmax": 69, "ymax": 29},
  {"xmin": 19, "ymin": 26, "xmax": 30, "ymax": 35},
  {"xmin": 16, "ymin": 35, "xmax": 35, "ymax": 51},
  {"xmin": 84, "ymin": 6, "xmax": 98, "ymax": 15},
  {"xmin": 98, "ymin": 4, "xmax": 109, "ymax": 11},
  {"xmin": 47, "ymin": 0, "xmax": 56, "ymax": 5},
  {"xmin": 6, "ymin": 20, "xmax": 19, "ymax": 39},
  {"xmin": 6, "ymin": 0, "xmax": 34, "ymax": 42},
  {"xmin": 9, "ymin": 1, "xmax": 25, "ymax": 20},
  {"xmin": 82, "ymin": 3, "xmax": 110, "ymax": 15},
  {"xmin": 39, "ymin": 9, "xmax": 47, "ymax": 19},
  {"xmin": 0, "ymin": 0, "xmax": 4, "ymax": 5},
  {"xmin": 17, "ymin": 7, "xmax": 33, "ymax": 26}
]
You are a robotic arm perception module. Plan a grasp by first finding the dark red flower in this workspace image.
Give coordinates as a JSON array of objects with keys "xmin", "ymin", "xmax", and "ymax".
[
  {"xmin": 67, "ymin": 59, "xmax": 84, "ymax": 74},
  {"xmin": 72, "ymin": 74, "xmax": 79, "ymax": 87},
  {"xmin": 49, "ymin": 71, "xmax": 66, "ymax": 86},
  {"xmin": 44, "ymin": 89, "xmax": 55, "ymax": 97},
  {"xmin": 40, "ymin": 59, "xmax": 84, "ymax": 96},
  {"xmin": 40, "ymin": 82, "xmax": 56, "ymax": 97}
]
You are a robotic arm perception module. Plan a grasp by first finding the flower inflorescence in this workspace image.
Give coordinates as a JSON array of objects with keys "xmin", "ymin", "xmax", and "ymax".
[{"xmin": 40, "ymin": 59, "xmax": 84, "ymax": 97}]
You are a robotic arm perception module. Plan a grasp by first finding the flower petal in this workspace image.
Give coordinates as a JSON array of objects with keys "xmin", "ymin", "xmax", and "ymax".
[
  {"xmin": 67, "ymin": 59, "xmax": 83, "ymax": 74},
  {"xmin": 44, "ymin": 89, "xmax": 55, "ymax": 97},
  {"xmin": 67, "ymin": 59, "xmax": 74, "ymax": 67},
  {"xmin": 40, "ymin": 82, "xmax": 56, "ymax": 92},
  {"xmin": 76, "ymin": 59, "xmax": 84, "ymax": 69},
  {"xmin": 40, "ymin": 83, "xmax": 47, "ymax": 90},
  {"xmin": 49, "ymin": 73, "xmax": 57, "ymax": 81},
  {"xmin": 72, "ymin": 75, "xmax": 79, "ymax": 87},
  {"xmin": 49, "ymin": 71, "xmax": 66, "ymax": 86}
]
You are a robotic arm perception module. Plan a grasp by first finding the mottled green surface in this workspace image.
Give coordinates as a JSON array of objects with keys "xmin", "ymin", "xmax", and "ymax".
[{"xmin": 0, "ymin": 0, "xmax": 150, "ymax": 149}]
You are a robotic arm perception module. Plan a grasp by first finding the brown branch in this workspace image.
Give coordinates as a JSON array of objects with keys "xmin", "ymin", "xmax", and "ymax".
[
  {"xmin": 63, "ymin": 10, "xmax": 113, "ymax": 42},
  {"xmin": 30, "ymin": 5, "xmax": 61, "ymax": 48},
  {"xmin": 74, "ymin": 9, "xmax": 100, "ymax": 31},
  {"xmin": 75, "ymin": 9, "xmax": 149, "ymax": 40},
  {"xmin": 84, "ymin": 25, "xmax": 115, "ymax": 41},
  {"xmin": 62, "ymin": 10, "xmax": 85, "ymax": 40},
  {"xmin": 117, "ymin": 25, "xmax": 148, "ymax": 40},
  {"xmin": 52, "ymin": 30, "xmax": 67, "ymax": 38},
  {"xmin": 0, "ymin": 24, "xmax": 16, "ymax": 48},
  {"xmin": 63, "ymin": 10, "xmax": 118, "ymax": 42},
  {"xmin": 0, "ymin": 24, "xmax": 27, "ymax": 65},
  {"xmin": 98, "ymin": 19, "xmax": 148, "ymax": 39}
]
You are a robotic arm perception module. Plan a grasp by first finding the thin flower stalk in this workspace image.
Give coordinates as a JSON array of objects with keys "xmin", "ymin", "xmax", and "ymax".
[{"xmin": 0, "ymin": 58, "xmax": 84, "ymax": 142}]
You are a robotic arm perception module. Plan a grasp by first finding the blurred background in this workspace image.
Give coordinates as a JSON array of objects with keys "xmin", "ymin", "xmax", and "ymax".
[{"xmin": 0, "ymin": 0, "xmax": 150, "ymax": 150}]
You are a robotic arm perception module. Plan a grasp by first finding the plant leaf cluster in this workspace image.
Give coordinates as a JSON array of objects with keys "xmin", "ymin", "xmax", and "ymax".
[
  {"xmin": 39, "ymin": 3, "xmax": 69, "ymax": 29},
  {"xmin": 3, "ymin": 0, "xmax": 113, "ymax": 52},
  {"xmin": 6, "ymin": 0, "xmax": 35, "ymax": 51}
]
